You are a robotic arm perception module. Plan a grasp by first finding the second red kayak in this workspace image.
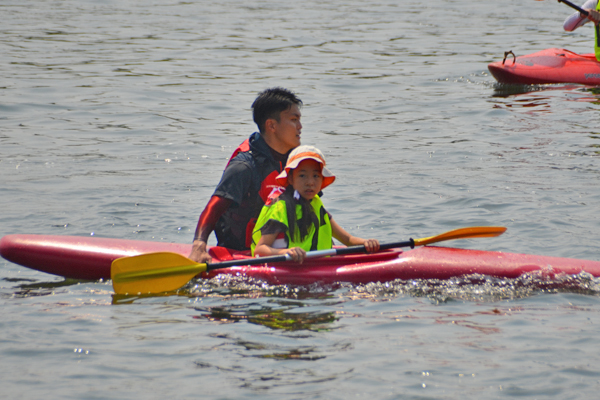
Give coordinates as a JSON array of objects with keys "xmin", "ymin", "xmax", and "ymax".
[
  {"xmin": 488, "ymin": 48, "xmax": 600, "ymax": 85},
  {"xmin": 2, "ymin": 234, "xmax": 600, "ymax": 286}
]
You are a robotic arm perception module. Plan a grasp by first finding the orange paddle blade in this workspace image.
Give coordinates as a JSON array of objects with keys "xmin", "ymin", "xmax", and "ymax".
[{"xmin": 413, "ymin": 226, "xmax": 507, "ymax": 247}]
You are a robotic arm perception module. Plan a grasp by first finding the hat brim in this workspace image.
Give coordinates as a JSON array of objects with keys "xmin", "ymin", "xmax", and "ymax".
[{"xmin": 275, "ymin": 156, "xmax": 335, "ymax": 190}]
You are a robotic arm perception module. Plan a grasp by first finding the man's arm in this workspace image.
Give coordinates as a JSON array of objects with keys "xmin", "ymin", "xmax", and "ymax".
[{"xmin": 189, "ymin": 195, "xmax": 232, "ymax": 263}]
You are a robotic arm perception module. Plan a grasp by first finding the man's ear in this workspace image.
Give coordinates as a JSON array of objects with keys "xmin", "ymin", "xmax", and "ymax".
[{"xmin": 264, "ymin": 118, "xmax": 276, "ymax": 133}]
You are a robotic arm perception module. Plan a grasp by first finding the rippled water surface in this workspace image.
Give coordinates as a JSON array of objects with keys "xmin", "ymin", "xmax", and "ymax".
[{"xmin": 2, "ymin": 0, "xmax": 600, "ymax": 398}]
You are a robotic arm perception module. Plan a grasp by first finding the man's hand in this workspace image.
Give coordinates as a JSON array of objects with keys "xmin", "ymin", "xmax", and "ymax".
[{"xmin": 188, "ymin": 240, "xmax": 212, "ymax": 263}]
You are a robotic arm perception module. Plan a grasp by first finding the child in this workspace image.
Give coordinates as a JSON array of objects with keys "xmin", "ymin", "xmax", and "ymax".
[{"xmin": 251, "ymin": 145, "xmax": 380, "ymax": 263}]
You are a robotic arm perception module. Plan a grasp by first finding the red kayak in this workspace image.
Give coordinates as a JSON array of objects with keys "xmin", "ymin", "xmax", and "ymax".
[
  {"xmin": 488, "ymin": 48, "xmax": 600, "ymax": 85},
  {"xmin": 2, "ymin": 234, "xmax": 600, "ymax": 285}
]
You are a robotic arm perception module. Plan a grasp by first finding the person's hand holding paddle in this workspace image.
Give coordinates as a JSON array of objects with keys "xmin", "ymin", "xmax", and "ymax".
[
  {"xmin": 189, "ymin": 240, "xmax": 212, "ymax": 264},
  {"xmin": 284, "ymin": 247, "xmax": 307, "ymax": 263},
  {"xmin": 583, "ymin": 8, "xmax": 600, "ymax": 24}
]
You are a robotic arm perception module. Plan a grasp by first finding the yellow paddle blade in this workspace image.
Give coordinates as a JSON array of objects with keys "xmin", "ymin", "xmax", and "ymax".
[
  {"xmin": 413, "ymin": 226, "xmax": 507, "ymax": 247},
  {"xmin": 111, "ymin": 252, "xmax": 207, "ymax": 295}
]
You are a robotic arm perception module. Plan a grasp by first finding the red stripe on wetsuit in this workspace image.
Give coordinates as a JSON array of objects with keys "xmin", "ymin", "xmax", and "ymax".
[{"xmin": 193, "ymin": 195, "xmax": 232, "ymax": 243}]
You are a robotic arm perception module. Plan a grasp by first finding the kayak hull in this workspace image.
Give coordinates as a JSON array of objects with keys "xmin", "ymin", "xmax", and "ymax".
[
  {"xmin": 488, "ymin": 48, "xmax": 600, "ymax": 85},
  {"xmin": 2, "ymin": 234, "xmax": 600, "ymax": 285}
]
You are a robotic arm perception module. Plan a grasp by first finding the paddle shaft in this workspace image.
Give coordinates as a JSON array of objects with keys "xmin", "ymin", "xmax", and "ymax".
[
  {"xmin": 558, "ymin": 0, "xmax": 589, "ymax": 16},
  {"xmin": 205, "ymin": 239, "xmax": 414, "ymax": 271},
  {"xmin": 206, "ymin": 253, "xmax": 289, "ymax": 271}
]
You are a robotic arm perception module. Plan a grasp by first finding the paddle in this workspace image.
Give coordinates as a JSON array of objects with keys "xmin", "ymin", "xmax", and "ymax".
[
  {"xmin": 111, "ymin": 226, "xmax": 507, "ymax": 295},
  {"xmin": 557, "ymin": 0, "xmax": 589, "ymax": 16}
]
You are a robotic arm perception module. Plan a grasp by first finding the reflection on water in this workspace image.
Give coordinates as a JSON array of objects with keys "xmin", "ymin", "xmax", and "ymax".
[
  {"xmin": 585, "ymin": 86, "xmax": 600, "ymax": 98},
  {"xmin": 111, "ymin": 290, "xmax": 185, "ymax": 305},
  {"xmin": 489, "ymin": 83, "xmax": 600, "ymax": 155},
  {"xmin": 491, "ymin": 83, "xmax": 550, "ymax": 98},
  {"xmin": 493, "ymin": 82, "xmax": 600, "ymax": 104},
  {"xmin": 7, "ymin": 278, "xmax": 90, "ymax": 298},
  {"xmin": 194, "ymin": 304, "xmax": 338, "ymax": 332}
]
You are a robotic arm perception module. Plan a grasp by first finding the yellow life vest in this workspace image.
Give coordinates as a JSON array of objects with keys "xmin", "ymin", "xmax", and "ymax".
[
  {"xmin": 595, "ymin": 2, "xmax": 600, "ymax": 61},
  {"xmin": 251, "ymin": 194, "xmax": 332, "ymax": 256}
]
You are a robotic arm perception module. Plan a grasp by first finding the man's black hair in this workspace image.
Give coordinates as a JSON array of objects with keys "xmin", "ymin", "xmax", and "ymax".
[{"xmin": 252, "ymin": 87, "xmax": 302, "ymax": 133}]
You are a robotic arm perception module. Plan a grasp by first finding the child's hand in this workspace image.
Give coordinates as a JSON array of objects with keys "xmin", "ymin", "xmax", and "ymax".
[
  {"xmin": 363, "ymin": 239, "xmax": 380, "ymax": 253},
  {"xmin": 585, "ymin": 9, "xmax": 600, "ymax": 24},
  {"xmin": 285, "ymin": 247, "xmax": 307, "ymax": 263}
]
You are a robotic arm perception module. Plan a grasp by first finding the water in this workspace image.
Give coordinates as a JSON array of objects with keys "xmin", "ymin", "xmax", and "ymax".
[{"xmin": 1, "ymin": 0, "xmax": 600, "ymax": 398}]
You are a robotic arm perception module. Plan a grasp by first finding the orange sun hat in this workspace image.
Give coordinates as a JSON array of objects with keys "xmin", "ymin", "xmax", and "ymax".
[{"xmin": 275, "ymin": 145, "xmax": 336, "ymax": 189}]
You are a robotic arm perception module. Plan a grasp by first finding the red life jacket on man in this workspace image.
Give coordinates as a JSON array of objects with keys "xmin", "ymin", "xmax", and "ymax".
[{"xmin": 211, "ymin": 132, "xmax": 287, "ymax": 250}]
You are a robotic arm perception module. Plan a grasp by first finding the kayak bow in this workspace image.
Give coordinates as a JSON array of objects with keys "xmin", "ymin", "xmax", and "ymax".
[{"xmin": 488, "ymin": 48, "xmax": 600, "ymax": 85}]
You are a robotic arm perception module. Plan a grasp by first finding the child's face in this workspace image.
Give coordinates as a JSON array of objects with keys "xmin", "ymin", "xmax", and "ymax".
[{"xmin": 288, "ymin": 159, "xmax": 323, "ymax": 201}]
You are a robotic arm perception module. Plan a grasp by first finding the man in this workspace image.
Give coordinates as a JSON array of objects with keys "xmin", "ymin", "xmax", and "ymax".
[{"xmin": 189, "ymin": 87, "xmax": 303, "ymax": 263}]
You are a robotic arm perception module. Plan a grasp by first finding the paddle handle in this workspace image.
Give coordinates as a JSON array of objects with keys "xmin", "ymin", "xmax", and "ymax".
[{"xmin": 558, "ymin": 0, "xmax": 589, "ymax": 16}]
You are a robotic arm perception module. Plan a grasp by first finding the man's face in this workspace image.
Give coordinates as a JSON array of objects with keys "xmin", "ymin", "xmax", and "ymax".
[{"xmin": 270, "ymin": 104, "xmax": 302, "ymax": 153}]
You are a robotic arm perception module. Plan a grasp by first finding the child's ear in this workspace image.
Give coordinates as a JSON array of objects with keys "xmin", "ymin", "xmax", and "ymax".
[{"xmin": 287, "ymin": 174, "xmax": 293, "ymax": 185}]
